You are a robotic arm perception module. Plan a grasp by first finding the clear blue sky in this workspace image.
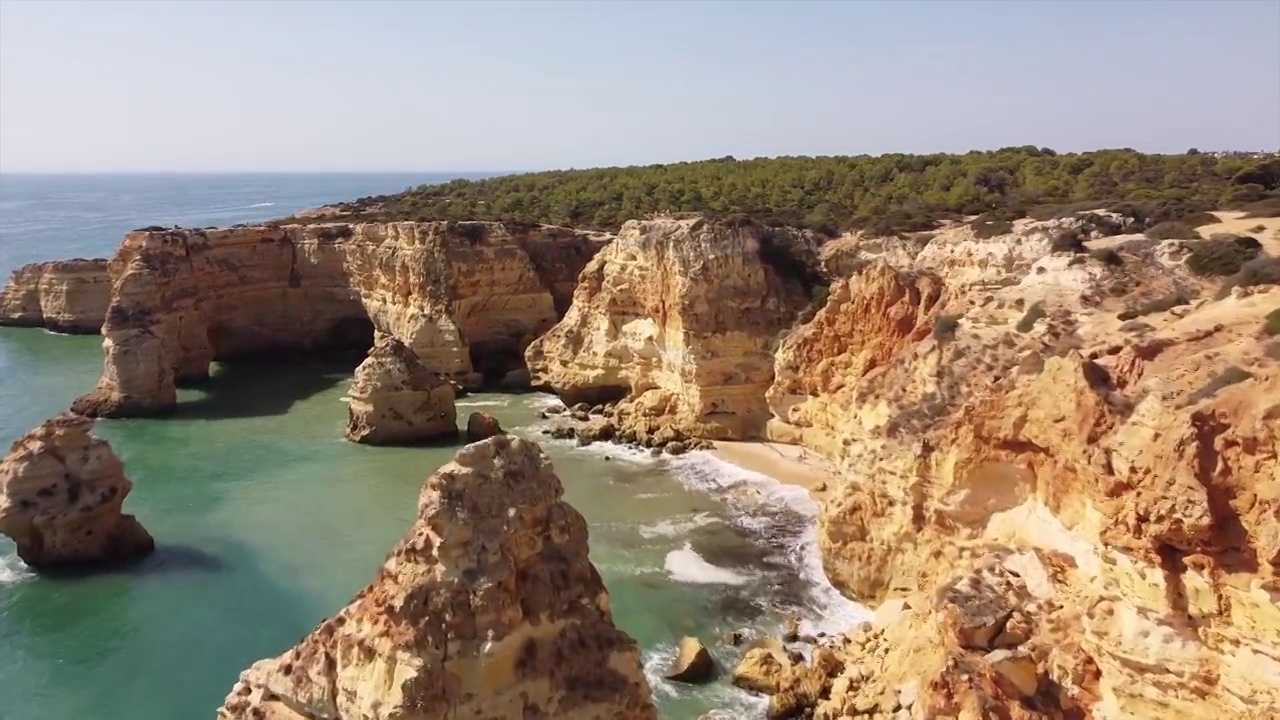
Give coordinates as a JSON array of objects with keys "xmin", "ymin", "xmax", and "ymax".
[{"xmin": 1, "ymin": 0, "xmax": 1277, "ymax": 173}]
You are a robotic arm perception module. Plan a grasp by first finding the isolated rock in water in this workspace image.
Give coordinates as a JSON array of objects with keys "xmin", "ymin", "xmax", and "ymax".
[
  {"xmin": 216, "ymin": 435, "xmax": 658, "ymax": 720},
  {"xmin": 0, "ymin": 413, "xmax": 154, "ymax": 568},
  {"xmin": 0, "ymin": 258, "xmax": 112, "ymax": 333},
  {"xmin": 664, "ymin": 636, "xmax": 716, "ymax": 684},
  {"xmin": 345, "ymin": 337, "xmax": 457, "ymax": 445},
  {"xmin": 465, "ymin": 411, "xmax": 503, "ymax": 442}
]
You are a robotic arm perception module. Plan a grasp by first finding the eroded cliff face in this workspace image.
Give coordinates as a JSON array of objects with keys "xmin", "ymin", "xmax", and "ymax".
[
  {"xmin": 0, "ymin": 413, "xmax": 154, "ymax": 568},
  {"xmin": 0, "ymin": 259, "xmax": 112, "ymax": 334},
  {"xmin": 526, "ymin": 217, "xmax": 817, "ymax": 440},
  {"xmin": 761, "ymin": 218, "xmax": 1280, "ymax": 718},
  {"xmin": 345, "ymin": 337, "xmax": 456, "ymax": 445},
  {"xmin": 70, "ymin": 222, "xmax": 607, "ymax": 418},
  {"xmin": 216, "ymin": 434, "xmax": 657, "ymax": 720}
]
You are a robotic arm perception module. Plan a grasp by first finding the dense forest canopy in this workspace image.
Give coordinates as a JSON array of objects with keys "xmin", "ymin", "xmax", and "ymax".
[{"xmin": 282, "ymin": 148, "xmax": 1280, "ymax": 235}]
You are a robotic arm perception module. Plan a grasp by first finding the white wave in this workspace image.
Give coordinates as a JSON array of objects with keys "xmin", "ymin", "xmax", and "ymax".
[
  {"xmin": 667, "ymin": 452, "xmax": 871, "ymax": 633},
  {"xmin": 638, "ymin": 511, "xmax": 715, "ymax": 539},
  {"xmin": 337, "ymin": 395, "xmax": 351, "ymax": 404},
  {"xmin": 41, "ymin": 328, "xmax": 78, "ymax": 337},
  {"xmin": 525, "ymin": 393, "xmax": 565, "ymax": 410},
  {"xmin": 246, "ymin": 202, "xmax": 275, "ymax": 208},
  {"xmin": 664, "ymin": 543, "xmax": 751, "ymax": 586},
  {"xmin": 643, "ymin": 643, "xmax": 767, "ymax": 712},
  {"xmin": 573, "ymin": 439, "xmax": 660, "ymax": 465},
  {"xmin": 455, "ymin": 398, "xmax": 510, "ymax": 408},
  {"xmin": 0, "ymin": 554, "xmax": 33, "ymax": 585}
]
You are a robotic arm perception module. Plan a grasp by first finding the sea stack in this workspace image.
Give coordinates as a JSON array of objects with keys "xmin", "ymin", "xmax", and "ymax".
[
  {"xmin": 0, "ymin": 413, "xmax": 154, "ymax": 569},
  {"xmin": 345, "ymin": 337, "xmax": 457, "ymax": 445},
  {"xmin": 216, "ymin": 434, "xmax": 658, "ymax": 720}
]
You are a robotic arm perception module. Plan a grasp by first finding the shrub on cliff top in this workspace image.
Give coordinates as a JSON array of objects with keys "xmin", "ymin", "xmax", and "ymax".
[
  {"xmin": 1015, "ymin": 301, "xmax": 1047, "ymax": 332},
  {"xmin": 1049, "ymin": 228, "xmax": 1086, "ymax": 254},
  {"xmin": 1185, "ymin": 235, "xmax": 1262, "ymax": 277},
  {"xmin": 1117, "ymin": 292, "xmax": 1189, "ymax": 321},
  {"xmin": 1144, "ymin": 221, "xmax": 1201, "ymax": 241},
  {"xmin": 970, "ymin": 219, "xmax": 1014, "ymax": 240},
  {"xmin": 1217, "ymin": 256, "xmax": 1280, "ymax": 298},
  {"xmin": 1090, "ymin": 247, "xmax": 1124, "ymax": 267},
  {"xmin": 933, "ymin": 314, "xmax": 961, "ymax": 341},
  {"xmin": 1264, "ymin": 308, "xmax": 1280, "ymax": 336}
]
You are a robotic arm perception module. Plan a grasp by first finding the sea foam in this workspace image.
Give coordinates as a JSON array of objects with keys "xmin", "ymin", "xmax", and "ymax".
[
  {"xmin": 663, "ymin": 542, "xmax": 752, "ymax": 586},
  {"xmin": 0, "ymin": 554, "xmax": 32, "ymax": 585}
]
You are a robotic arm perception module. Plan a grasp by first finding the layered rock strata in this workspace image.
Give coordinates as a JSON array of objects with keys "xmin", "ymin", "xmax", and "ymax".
[
  {"xmin": 216, "ymin": 434, "xmax": 657, "ymax": 720},
  {"xmin": 0, "ymin": 258, "xmax": 112, "ymax": 333},
  {"xmin": 0, "ymin": 413, "xmax": 154, "ymax": 568},
  {"xmin": 527, "ymin": 217, "xmax": 819, "ymax": 440},
  {"xmin": 761, "ymin": 218, "xmax": 1280, "ymax": 717},
  {"xmin": 344, "ymin": 337, "xmax": 456, "ymax": 445},
  {"xmin": 69, "ymin": 221, "xmax": 606, "ymax": 418}
]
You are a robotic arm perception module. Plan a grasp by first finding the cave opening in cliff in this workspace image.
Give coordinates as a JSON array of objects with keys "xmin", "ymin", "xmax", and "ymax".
[{"xmin": 468, "ymin": 337, "xmax": 529, "ymax": 390}]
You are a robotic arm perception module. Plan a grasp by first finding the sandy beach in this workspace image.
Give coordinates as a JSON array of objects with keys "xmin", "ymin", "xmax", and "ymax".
[{"xmin": 709, "ymin": 440, "xmax": 837, "ymax": 497}]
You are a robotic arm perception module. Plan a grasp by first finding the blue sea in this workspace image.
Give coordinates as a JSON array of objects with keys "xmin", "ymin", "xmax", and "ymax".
[{"xmin": 0, "ymin": 173, "xmax": 859, "ymax": 720}]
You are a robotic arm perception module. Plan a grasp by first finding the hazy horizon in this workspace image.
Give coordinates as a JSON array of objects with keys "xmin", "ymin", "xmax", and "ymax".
[{"xmin": 2, "ymin": 0, "xmax": 1278, "ymax": 174}]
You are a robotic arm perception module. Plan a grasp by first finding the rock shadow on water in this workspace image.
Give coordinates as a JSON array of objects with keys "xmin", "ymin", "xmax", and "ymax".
[
  {"xmin": 29, "ymin": 543, "xmax": 225, "ymax": 581},
  {"xmin": 175, "ymin": 355, "xmax": 360, "ymax": 421}
]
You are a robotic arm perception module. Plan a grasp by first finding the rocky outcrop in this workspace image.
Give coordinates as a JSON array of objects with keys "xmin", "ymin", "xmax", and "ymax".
[
  {"xmin": 465, "ymin": 411, "xmax": 503, "ymax": 442},
  {"xmin": 0, "ymin": 413, "xmax": 154, "ymax": 568},
  {"xmin": 763, "ymin": 217, "xmax": 1280, "ymax": 718},
  {"xmin": 345, "ymin": 337, "xmax": 456, "ymax": 445},
  {"xmin": 70, "ymin": 222, "xmax": 607, "ymax": 418},
  {"xmin": 527, "ymin": 217, "xmax": 819, "ymax": 440},
  {"xmin": 0, "ymin": 258, "xmax": 111, "ymax": 333},
  {"xmin": 215, "ymin": 435, "xmax": 657, "ymax": 720}
]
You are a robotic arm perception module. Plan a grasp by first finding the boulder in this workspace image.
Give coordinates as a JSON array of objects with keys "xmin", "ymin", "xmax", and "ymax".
[
  {"xmin": 0, "ymin": 413, "xmax": 154, "ymax": 569},
  {"xmin": 732, "ymin": 641, "xmax": 794, "ymax": 695},
  {"xmin": 664, "ymin": 636, "xmax": 716, "ymax": 684},
  {"xmin": 465, "ymin": 411, "xmax": 503, "ymax": 442},
  {"xmin": 345, "ymin": 337, "xmax": 457, "ymax": 445},
  {"xmin": 216, "ymin": 435, "xmax": 658, "ymax": 720}
]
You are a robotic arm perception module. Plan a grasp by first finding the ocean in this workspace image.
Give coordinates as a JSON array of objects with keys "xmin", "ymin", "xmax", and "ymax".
[{"xmin": 0, "ymin": 173, "xmax": 862, "ymax": 720}]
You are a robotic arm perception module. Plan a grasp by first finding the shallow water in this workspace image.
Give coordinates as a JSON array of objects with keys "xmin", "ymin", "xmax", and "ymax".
[{"xmin": 0, "ymin": 174, "xmax": 868, "ymax": 719}]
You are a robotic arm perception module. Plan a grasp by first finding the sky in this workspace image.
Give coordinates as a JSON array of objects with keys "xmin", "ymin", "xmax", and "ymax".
[{"xmin": 0, "ymin": 0, "xmax": 1278, "ymax": 173}]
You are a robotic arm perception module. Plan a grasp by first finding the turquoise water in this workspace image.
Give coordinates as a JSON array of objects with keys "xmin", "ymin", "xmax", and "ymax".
[{"xmin": 0, "ymin": 175, "xmax": 861, "ymax": 720}]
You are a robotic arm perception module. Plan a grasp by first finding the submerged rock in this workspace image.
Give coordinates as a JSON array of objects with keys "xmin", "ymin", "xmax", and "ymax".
[
  {"xmin": 345, "ymin": 337, "xmax": 457, "ymax": 445},
  {"xmin": 0, "ymin": 413, "xmax": 154, "ymax": 569},
  {"xmin": 216, "ymin": 435, "xmax": 657, "ymax": 720},
  {"xmin": 465, "ymin": 411, "xmax": 503, "ymax": 442}
]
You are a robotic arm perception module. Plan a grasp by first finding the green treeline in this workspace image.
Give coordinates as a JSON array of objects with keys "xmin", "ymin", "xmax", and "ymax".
[{"xmin": 314, "ymin": 148, "xmax": 1280, "ymax": 234}]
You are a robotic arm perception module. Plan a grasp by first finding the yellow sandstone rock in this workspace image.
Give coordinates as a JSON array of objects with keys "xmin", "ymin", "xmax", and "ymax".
[
  {"xmin": 216, "ymin": 435, "xmax": 657, "ymax": 720},
  {"xmin": 0, "ymin": 413, "xmax": 154, "ymax": 569}
]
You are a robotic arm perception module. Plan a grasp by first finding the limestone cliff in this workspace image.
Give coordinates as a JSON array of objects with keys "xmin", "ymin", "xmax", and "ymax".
[
  {"xmin": 215, "ymin": 434, "xmax": 657, "ymax": 720},
  {"xmin": 526, "ymin": 217, "xmax": 818, "ymax": 440},
  {"xmin": 0, "ymin": 413, "xmax": 154, "ymax": 568},
  {"xmin": 70, "ymin": 222, "xmax": 607, "ymax": 418},
  {"xmin": 761, "ymin": 218, "xmax": 1280, "ymax": 718},
  {"xmin": 345, "ymin": 337, "xmax": 456, "ymax": 445},
  {"xmin": 0, "ymin": 258, "xmax": 112, "ymax": 333}
]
